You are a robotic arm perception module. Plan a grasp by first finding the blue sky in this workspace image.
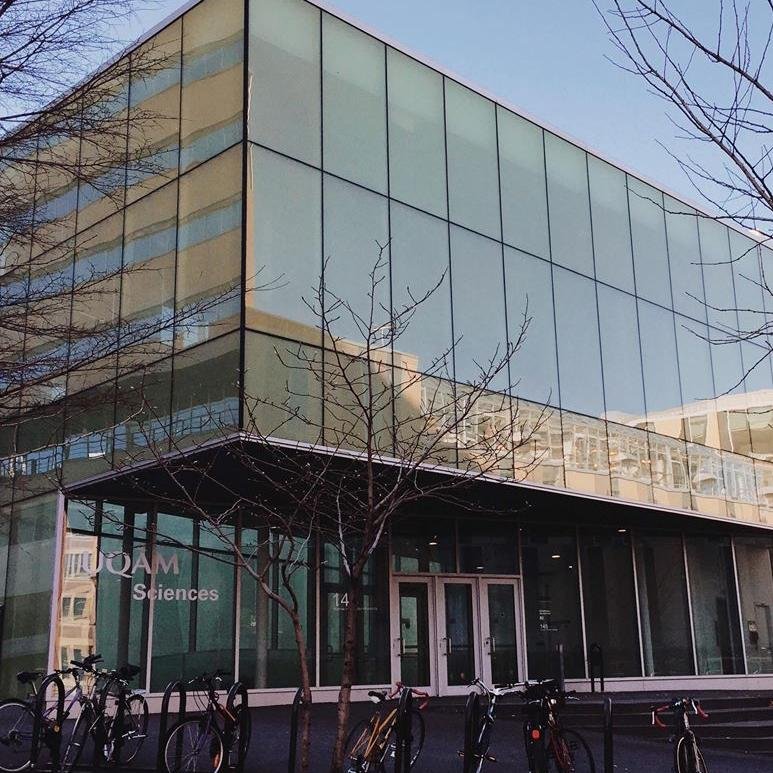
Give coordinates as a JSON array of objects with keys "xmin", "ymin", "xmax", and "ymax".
[{"xmin": 128, "ymin": 0, "xmax": 700, "ymax": 206}]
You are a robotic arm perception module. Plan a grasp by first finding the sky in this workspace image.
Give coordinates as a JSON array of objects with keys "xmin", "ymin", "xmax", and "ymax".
[{"xmin": 126, "ymin": 0, "xmax": 703, "ymax": 207}]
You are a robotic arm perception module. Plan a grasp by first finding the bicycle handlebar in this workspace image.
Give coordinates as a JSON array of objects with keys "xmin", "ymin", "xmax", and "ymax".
[{"xmin": 651, "ymin": 697, "xmax": 709, "ymax": 729}]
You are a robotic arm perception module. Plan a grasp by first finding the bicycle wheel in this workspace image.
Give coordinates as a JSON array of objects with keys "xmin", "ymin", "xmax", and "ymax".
[
  {"xmin": 549, "ymin": 728, "xmax": 595, "ymax": 773},
  {"xmin": 226, "ymin": 703, "xmax": 251, "ymax": 768},
  {"xmin": 0, "ymin": 700, "xmax": 34, "ymax": 772},
  {"xmin": 386, "ymin": 709, "xmax": 425, "ymax": 769},
  {"xmin": 343, "ymin": 719, "xmax": 375, "ymax": 772},
  {"xmin": 675, "ymin": 735, "xmax": 708, "ymax": 773},
  {"xmin": 61, "ymin": 706, "xmax": 94, "ymax": 773},
  {"xmin": 163, "ymin": 718, "xmax": 225, "ymax": 773},
  {"xmin": 116, "ymin": 694, "xmax": 148, "ymax": 764}
]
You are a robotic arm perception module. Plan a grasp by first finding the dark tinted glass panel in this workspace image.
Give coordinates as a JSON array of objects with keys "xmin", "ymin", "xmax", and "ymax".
[
  {"xmin": 486, "ymin": 584, "xmax": 518, "ymax": 685},
  {"xmin": 391, "ymin": 516, "xmax": 455, "ymax": 573},
  {"xmin": 580, "ymin": 529, "xmax": 641, "ymax": 676},
  {"xmin": 522, "ymin": 527, "xmax": 584, "ymax": 679},
  {"xmin": 685, "ymin": 536, "xmax": 743, "ymax": 675},
  {"xmin": 458, "ymin": 520, "xmax": 518, "ymax": 575},
  {"xmin": 443, "ymin": 583, "xmax": 475, "ymax": 685},
  {"xmin": 398, "ymin": 583, "xmax": 431, "ymax": 686},
  {"xmin": 635, "ymin": 533, "xmax": 694, "ymax": 676},
  {"xmin": 734, "ymin": 536, "xmax": 773, "ymax": 674}
]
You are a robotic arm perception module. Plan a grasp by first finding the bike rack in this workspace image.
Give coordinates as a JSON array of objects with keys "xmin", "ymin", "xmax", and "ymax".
[
  {"xmin": 555, "ymin": 643, "xmax": 566, "ymax": 692},
  {"xmin": 156, "ymin": 680, "xmax": 187, "ymax": 772},
  {"xmin": 287, "ymin": 686, "xmax": 305, "ymax": 773},
  {"xmin": 225, "ymin": 681, "xmax": 249, "ymax": 772},
  {"xmin": 30, "ymin": 673, "xmax": 65, "ymax": 772},
  {"xmin": 462, "ymin": 691, "xmax": 480, "ymax": 773},
  {"xmin": 393, "ymin": 687, "xmax": 413, "ymax": 773},
  {"xmin": 589, "ymin": 643, "xmax": 605, "ymax": 693},
  {"xmin": 603, "ymin": 697, "xmax": 613, "ymax": 773}
]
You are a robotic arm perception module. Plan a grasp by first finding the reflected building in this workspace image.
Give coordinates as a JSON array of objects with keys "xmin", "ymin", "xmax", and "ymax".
[{"xmin": 1, "ymin": 0, "xmax": 773, "ymax": 699}]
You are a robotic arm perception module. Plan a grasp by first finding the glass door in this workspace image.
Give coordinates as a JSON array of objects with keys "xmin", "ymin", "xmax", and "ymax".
[
  {"xmin": 390, "ymin": 579, "xmax": 434, "ymax": 690},
  {"xmin": 480, "ymin": 579, "xmax": 523, "ymax": 686},
  {"xmin": 437, "ymin": 579, "xmax": 480, "ymax": 695}
]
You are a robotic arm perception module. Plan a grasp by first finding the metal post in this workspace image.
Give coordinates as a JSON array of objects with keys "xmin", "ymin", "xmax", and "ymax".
[
  {"xmin": 288, "ymin": 686, "xmax": 303, "ymax": 773},
  {"xmin": 157, "ymin": 680, "xmax": 186, "ymax": 772},
  {"xmin": 225, "ymin": 682, "xmax": 249, "ymax": 772},
  {"xmin": 556, "ymin": 643, "xmax": 565, "ymax": 692},
  {"xmin": 31, "ymin": 674, "xmax": 64, "ymax": 772},
  {"xmin": 394, "ymin": 687, "xmax": 413, "ymax": 773},
  {"xmin": 603, "ymin": 697, "xmax": 614, "ymax": 773}
]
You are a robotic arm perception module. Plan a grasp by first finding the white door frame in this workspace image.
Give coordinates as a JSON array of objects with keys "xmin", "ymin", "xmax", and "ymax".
[{"xmin": 479, "ymin": 578, "xmax": 526, "ymax": 688}]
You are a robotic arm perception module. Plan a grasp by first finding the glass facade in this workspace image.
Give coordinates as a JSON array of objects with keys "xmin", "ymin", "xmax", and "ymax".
[{"xmin": 3, "ymin": 0, "xmax": 773, "ymax": 696}]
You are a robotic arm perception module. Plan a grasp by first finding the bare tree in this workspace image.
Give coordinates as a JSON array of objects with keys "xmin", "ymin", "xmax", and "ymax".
[
  {"xmin": 594, "ymin": 0, "xmax": 773, "ymax": 370},
  {"xmin": 95, "ymin": 245, "xmax": 546, "ymax": 771}
]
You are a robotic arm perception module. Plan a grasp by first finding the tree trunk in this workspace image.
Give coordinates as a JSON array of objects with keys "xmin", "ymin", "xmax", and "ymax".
[
  {"xmin": 330, "ymin": 574, "xmax": 361, "ymax": 772},
  {"xmin": 291, "ymin": 607, "xmax": 313, "ymax": 773}
]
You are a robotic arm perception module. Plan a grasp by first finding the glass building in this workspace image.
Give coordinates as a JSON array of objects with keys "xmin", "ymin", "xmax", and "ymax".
[{"xmin": 2, "ymin": 0, "xmax": 773, "ymax": 700}]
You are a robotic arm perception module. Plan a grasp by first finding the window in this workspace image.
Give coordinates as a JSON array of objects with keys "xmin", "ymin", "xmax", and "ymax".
[
  {"xmin": 391, "ymin": 517, "xmax": 455, "ymax": 573},
  {"xmin": 734, "ymin": 536, "xmax": 773, "ymax": 674},
  {"xmin": 629, "ymin": 177, "xmax": 670, "ymax": 307}
]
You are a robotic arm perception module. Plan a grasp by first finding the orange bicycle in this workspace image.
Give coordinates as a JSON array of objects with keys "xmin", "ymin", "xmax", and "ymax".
[{"xmin": 343, "ymin": 683, "xmax": 429, "ymax": 773}]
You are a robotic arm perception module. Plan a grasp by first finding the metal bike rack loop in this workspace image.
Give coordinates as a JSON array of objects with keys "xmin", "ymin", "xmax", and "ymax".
[
  {"xmin": 603, "ymin": 697, "xmax": 614, "ymax": 773},
  {"xmin": 156, "ymin": 680, "xmax": 187, "ymax": 771},
  {"xmin": 393, "ymin": 687, "xmax": 413, "ymax": 773},
  {"xmin": 589, "ymin": 643, "xmax": 605, "ymax": 693},
  {"xmin": 30, "ymin": 673, "xmax": 65, "ymax": 772},
  {"xmin": 288, "ymin": 686, "xmax": 305, "ymax": 773},
  {"xmin": 225, "ymin": 681, "xmax": 249, "ymax": 772}
]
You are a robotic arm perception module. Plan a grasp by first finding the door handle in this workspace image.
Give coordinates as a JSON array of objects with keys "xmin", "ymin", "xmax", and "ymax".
[
  {"xmin": 393, "ymin": 637, "xmax": 403, "ymax": 656},
  {"xmin": 447, "ymin": 636, "xmax": 453, "ymax": 655},
  {"xmin": 490, "ymin": 636, "xmax": 496, "ymax": 654}
]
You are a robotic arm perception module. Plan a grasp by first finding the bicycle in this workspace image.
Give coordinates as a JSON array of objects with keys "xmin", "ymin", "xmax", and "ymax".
[
  {"xmin": 343, "ymin": 683, "xmax": 429, "ymax": 773},
  {"xmin": 461, "ymin": 677, "xmax": 524, "ymax": 773},
  {"xmin": 652, "ymin": 697, "xmax": 709, "ymax": 773},
  {"xmin": 162, "ymin": 670, "xmax": 251, "ymax": 773},
  {"xmin": 97, "ymin": 663, "xmax": 148, "ymax": 766},
  {"xmin": 0, "ymin": 654, "xmax": 104, "ymax": 773}
]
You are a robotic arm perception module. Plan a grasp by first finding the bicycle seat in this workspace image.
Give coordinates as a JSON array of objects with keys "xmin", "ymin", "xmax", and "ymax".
[
  {"xmin": 16, "ymin": 669, "xmax": 45, "ymax": 685},
  {"xmin": 118, "ymin": 664, "xmax": 141, "ymax": 680},
  {"xmin": 368, "ymin": 690, "xmax": 387, "ymax": 704}
]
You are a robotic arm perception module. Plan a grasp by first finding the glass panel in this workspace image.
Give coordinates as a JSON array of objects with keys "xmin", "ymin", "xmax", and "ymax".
[
  {"xmin": 685, "ymin": 536, "xmax": 744, "ymax": 674},
  {"xmin": 544, "ymin": 133, "xmax": 593, "ymax": 276},
  {"xmin": 635, "ymin": 532, "xmax": 694, "ymax": 676},
  {"xmin": 498, "ymin": 108, "xmax": 549, "ymax": 259},
  {"xmin": 445, "ymin": 80, "xmax": 500, "ymax": 239},
  {"xmin": 238, "ymin": 528, "xmax": 316, "ymax": 689},
  {"xmin": 444, "ymin": 583, "xmax": 475, "ymax": 686},
  {"xmin": 322, "ymin": 14, "xmax": 386, "ymax": 193},
  {"xmin": 171, "ymin": 334, "xmax": 240, "ymax": 447},
  {"xmin": 553, "ymin": 267, "xmax": 604, "ymax": 416},
  {"xmin": 638, "ymin": 301, "xmax": 682, "ymax": 430},
  {"xmin": 608, "ymin": 422, "xmax": 653, "ymax": 503},
  {"xmin": 249, "ymin": 0, "xmax": 320, "ymax": 165},
  {"xmin": 734, "ymin": 535, "xmax": 773, "ymax": 673},
  {"xmin": 562, "ymin": 411, "xmax": 611, "ymax": 497},
  {"xmin": 580, "ymin": 529, "xmax": 641, "ymax": 677},
  {"xmin": 248, "ymin": 146, "xmax": 321, "ymax": 342},
  {"xmin": 244, "ymin": 331, "xmax": 322, "ymax": 444},
  {"xmin": 649, "ymin": 433, "xmax": 691, "ymax": 510},
  {"xmin": 320, "ymin": 544, "xmax": 389, "ymax": 685},
  {"xmin": 391, "ymin": 516, "xmax": 455, "ymax": 573},
  {"xmin": 387, "ymin": 49, "xmax": 446, "ymax": 218},
  {"xmin": 515, "ymin": 403, "xmax": 565, "ymax": 488},
  {"xmin": 62, "ymin": 382, "xmax": 115, "ymax": 483},
  {"xmin": 0, "ymin": 495, "xmax": 58, "ymax": 697},
  {"xmin": 398, "ymin": 583, "xmax": 430, "ymax": 686},
  {"xmin": 322, "ymin": 175, "xmax": 389, "ymax": 345},
  {"xmin": 504, "ymin": 248, "xmax": 558, "ymax": 406},
  {"xmin": 699, "ymin": 218, "xmax": 736, "ymax": 332},
  {"xmin": 120, "ymin": 182, "xmax": 177, "ymax": 371},
  {"xmin": 175, "ymin": 147, "xmax": 242, "ymax": 349},
  {"xmin": 522, "ymin": 527, "xmax": 584, "ymax": 678},
  {"xmin": 687, "ymin": 442, "xmax": 728, "ymax": 517},
  {"xmin": 588, "ymin": 156, "xmax": 634, "ymax": 293},
  {"xmin": 450, "ymin": 226, "xmax": 506, "ymax": 389},
  {"xmin": 597, "ymin": 285, "xmax": 645, "ymax": 419},
  {"xmin": 628, "ymin": 177, "xmax": 670, "ymax": 307},
  {"xmin": 675, "ymin": 319, "xmax": 715, "ymax": 444},
  {"xmin": 458, "ymin": 521, "xmax": 518, "ymax": 574},
  {"xmin": 390, "ymin": 202, "xmax": 452, "ymax": 375},
  {"xmin": 730, "ymin": 231, "xmax": 764, "ymax": 336},
  {"xmin": 724, "ymin": 451, "xmax": 758, "ymax": 522},
  {"xmin": 665, "ymin": 198, "xmax": 704, "ymax": 321},
  {"xmin": 487, "ymin": 584, "xmax": 518, "ymax": 685},
  {"xmin": 180, "ymin": 0, "xmax": 243, "ymax": 171},
  {"xmin": 127, "ymin": 20, "xmax": 181, "ymax": 203}
]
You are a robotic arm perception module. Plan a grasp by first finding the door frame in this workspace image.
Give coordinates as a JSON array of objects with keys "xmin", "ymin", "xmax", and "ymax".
[{"xmin": 390, "ymin": 574, "xmax": 525, "ymax": 696}]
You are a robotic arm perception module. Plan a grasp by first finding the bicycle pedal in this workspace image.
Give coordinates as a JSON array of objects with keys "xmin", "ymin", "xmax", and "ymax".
[{"xmin": 484, "ymin": 753, "xmax": 497, "ymax": 762}]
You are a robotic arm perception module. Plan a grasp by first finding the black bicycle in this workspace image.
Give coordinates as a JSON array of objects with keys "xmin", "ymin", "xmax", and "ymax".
[
  {"xmin": 97, "ymin": 663, "xmax": 149, "ymax": 766},
  {"xmin": 652, "ymin": 698, "xmax": 709, "ymax": 773}
]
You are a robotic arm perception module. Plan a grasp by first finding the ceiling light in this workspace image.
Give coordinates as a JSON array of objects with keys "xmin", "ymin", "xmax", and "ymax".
[
  {"xmin": 475, "ymin": 565, "xmax": 484, "ymax": 571},
  {"xmin": 551, "ymin": 554, "xmax": 561, "ymax": 560},
  {"xmin": 617, "ymin": 528, "xmax": 628, "ymax": 533}
]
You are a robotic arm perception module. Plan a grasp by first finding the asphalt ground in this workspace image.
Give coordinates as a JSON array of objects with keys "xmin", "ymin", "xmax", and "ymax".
[{"xmin": 92, "ymin": 700, "xmax": 773, "ymax": 772}]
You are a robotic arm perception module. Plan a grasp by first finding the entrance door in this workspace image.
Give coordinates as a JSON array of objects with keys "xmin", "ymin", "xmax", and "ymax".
[{"xmin": 391, "ymin": 576, "xmax": 523, "ymax": 695}]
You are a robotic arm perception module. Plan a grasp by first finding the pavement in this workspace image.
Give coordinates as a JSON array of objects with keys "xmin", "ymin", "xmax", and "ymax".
[{"xmin": 92, "ymin": 699, "xmax": 773, "ymax": 772}]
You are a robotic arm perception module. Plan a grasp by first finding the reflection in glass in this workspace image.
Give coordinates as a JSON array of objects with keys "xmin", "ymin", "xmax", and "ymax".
[
  {"xmin": 608, "ymin": 422, "xmax": 652, "ymax": 502},
  {"xmin": 398, "ymin": 583, "xmax": 431, "ymax": 686},
  {"xmin": 249, "ymin": 0, "xmax": 320, "ymax": 165},
  {"xmin": 649, "ymin": 433, "xmax": 691, "ymax": 510},
  {"xmin": 635, "ymin": 533, "xmax": 694, "ymax": 676},
  {"xmin": 514, "ymin": 403, "xmax": 564, "ymax": 488},
  {"xmin": 322, "ymin": 14, "xmax": 387, "ymax": 193},
  {"xmin": 553, "ymin": 267, "xmax": 604, "ymax": 417},
  {"xmin": 685, "ymin": 536, "xmax": 743, "ymax": 674},
  {"xmin": 580, "ymin": 529, "xmax": 641, "ymax": 676},
  {"xmin": 391, "ymin": 516, "xmax": 455, "ymax": 573},
  {"xmin": 724, "ymin": 451, "xmax": 758, "ymax": 522},
  {"xmin": 699, "ymin": 218, "xmax": 736, "ymax": 332},
  {"xmin": 687, "ymin": 442, "xmax": 727, "ymax": 517},
  {"xmin": 628, "ymin": 177, "xmax": 670, "ymax": 307},
  {"xmin": 562, "ymin": 412, "xmax": 610, "ymax": 497},
  {"xmin": 665, "ymin": 199, "xmax": 704, "ymax": 321},
  {"xmin": 545, "ymin": 134, "xmax": 593, "ymax": 276},
  {"xmin": 458, "ymin": 520, "xmax": 518, "ymax": 575},
  {"xmin": 498, "ymin": 108, "xmax": 549, "ymax": 259},
  {"xmin": 522, "ymin": 527, "xmax": 584, "ymax": 678},
  {"xmin": 445, "ymin": 80, "xmax": 500, "ymax": 239},
  {"xmin": 734, "ymin": 536, "xmax": 773, "ymax": 673},
  {"xmin": 387, "ymin": 49, "xmax": 446, "ymax": 217}
]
